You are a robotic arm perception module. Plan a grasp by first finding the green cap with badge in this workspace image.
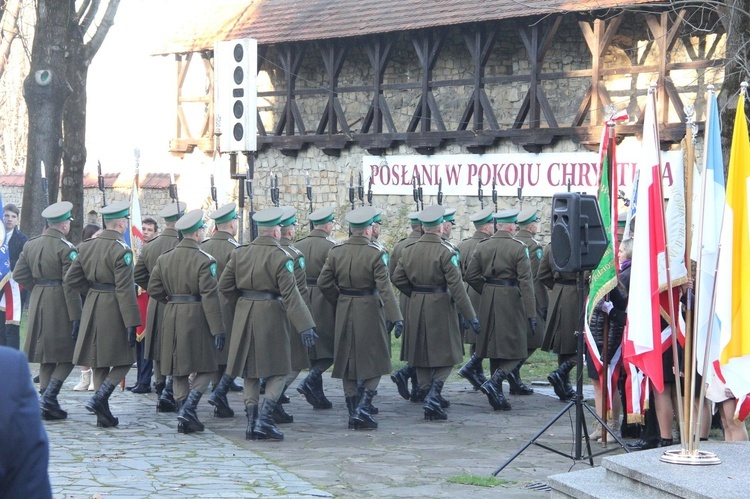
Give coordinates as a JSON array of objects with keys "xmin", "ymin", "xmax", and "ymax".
[
  {"xmin": 210, "ymin": 203, "xmax": 238, "ymax": 225},
  {"xmin": 175, "ymin": 209, "xmax": 206, "ymax": 234},
  {"xmin": 309, "ymin": 206, "xmax": 335, "ymax": 225},
  {"xmin": 372, "ymin": 208, "xmax": 383, "ymax": 224},
  {"xmin": 253, "ymin": 207, "xmax": 285, "ymax": 227},
  {"xmin": 516, "ymin": 207, "xmax": 539, "ymax": 226},
  {"xmin": 279, "ymin": 206, "xmax": 298, "ymax": 227},
  {"xmin": 494, "ymin": 208, "xmax": 519, "ymax": 224},
  {"xmin": 101, "ymin": 200, "xmax": 131, "ymax": 220},
  {"xmin": 346, "ymin": 206, "xmax": 377, "ymax": 228},
  {"xmin": 419, "ymin": 205, "xmax": 446, "ymax": 227},
  {"xmin": 42, "ymin": 201, "xmax": 74, "ymax": 223},
  {"xmin": 469, "ymin": 206, "xmax": 494, "ymax": 226},
  {"xmin": 407, "ymin": 211, "xmax": 421, "ymax": 222},
  {"xmin": 159, "ymin": 201, "xmax": 187, "ymax": 222},
  {"xmin": 442, "ymin": 207, "xmax": 456, "ymax": 223}
]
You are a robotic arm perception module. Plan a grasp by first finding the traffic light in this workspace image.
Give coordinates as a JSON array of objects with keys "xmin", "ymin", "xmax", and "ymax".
[
  {"xmin": 550, "ymin": 192, "xmax": 609, "ymax": 273},
  {"xmin": 214, "ymin": 38, "xmax": 257, "ymax": 152}
]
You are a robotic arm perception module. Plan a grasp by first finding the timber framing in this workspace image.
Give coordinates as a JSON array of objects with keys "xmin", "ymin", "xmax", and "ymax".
[{"xmin": 169, "ymin": 7, "xmax": 725, "ymax": 157}]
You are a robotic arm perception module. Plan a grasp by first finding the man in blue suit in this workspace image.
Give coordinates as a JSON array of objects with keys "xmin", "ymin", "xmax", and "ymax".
[{"xmin": 0, "ymin": 346, "xmax": 52, "ymax": 498}]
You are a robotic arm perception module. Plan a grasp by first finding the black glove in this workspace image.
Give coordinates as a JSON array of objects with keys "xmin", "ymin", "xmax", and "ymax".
[
  {"xmin": 301, "ymin": 328, "xmax": 318, "ymax": 348},
  {"xmin": 528, "ymin": 317, "xmax": 537, "ymax": 336},
  {"xmin": 393, "ymin": 320, "xmax": 404, "ymax": 339},
  {"xmin": 386, "ymin": 321, "xmax": 393, "ymax": 333},
  {"xmin": 214, "ymin": 333, "xmax": 226, "ymax": 351},
  {"xmin": 459, "ymin": 314, "xmax": 468, "ymax": 330},
  {"xmin": 469, "ymin": 317, "xmax": 481, "ymax": 335},
  {"xmin": 127, "ymin": 326, "xmax": 137, "ymax": 348},
  {"xmin": 70, "ymin": 320, "xmax": 80, "ymax": 342}
]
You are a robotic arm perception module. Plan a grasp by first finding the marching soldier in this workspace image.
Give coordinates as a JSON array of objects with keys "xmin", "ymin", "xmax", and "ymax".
[
  {"xmin": 465, "ymin": 209, "xmax": 536, "ymax": 411},
  {"xmin": 391, "ymin": 205, "xmax": 480, "ymax": 421},
  {"xmin": 65, "ymin": 201, "xmax": 141, "ymax": 428},
  {"xmin": 294, "ymin": 206, "xmax": 338, "ymax": 410},
  {"xmin": 456, "ymin": 206, "xmax": 494, "ymax": 390},
  {"xmin": 16, "ymin": 202, "xmax": 82, "ymax": 420},
  {"xmin": 220, "ymin": 207, "xmax": 316, "ymax": 441},
  {"xmin": 203, "ymin": 203, "xmax": 244, "ymax": 419},
  {"xmin": 133, "ymin": 201, "xmax": 186, "ymax": 413},
  {"xmin": 317, "ymin": 206, "xmax": 403, "ymax": 430},
  {"xmin": 510, "ymin": 207, "xmax": 547, "ymax": 395},
  {"xmin": 275, "ymin": 206, "xmax": 313, "ymax": 423},
  {"xmin": 389, "ymin": 212, "xmax": 422, "ymax": 402},
  {"xmin": 539, "ymin": 243, "xmax": 583, "ymax": 401},
  {"xmin": 370, "ymin": 208, "xmax": 387, "ymax": 253},
  {"xmin": 148, "ymin": 209, "xmax": 225, "ymax": 433}
]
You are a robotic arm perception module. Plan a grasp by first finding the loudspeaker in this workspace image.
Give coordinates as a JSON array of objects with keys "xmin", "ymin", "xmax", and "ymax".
[{"xmin": 550, "ymin": 192, "xmax": 609, "ymax": 273}]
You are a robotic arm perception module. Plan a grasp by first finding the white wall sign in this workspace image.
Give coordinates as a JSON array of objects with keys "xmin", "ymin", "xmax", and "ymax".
[{"xmin": 362, "ymin": 149, "xmax": 683, "ymax": 199}]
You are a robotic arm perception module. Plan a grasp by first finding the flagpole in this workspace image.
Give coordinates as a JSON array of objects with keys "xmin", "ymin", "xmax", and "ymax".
[{"xmin": 683, "ymin": 104, "xmax": 697, "ymax": 453}]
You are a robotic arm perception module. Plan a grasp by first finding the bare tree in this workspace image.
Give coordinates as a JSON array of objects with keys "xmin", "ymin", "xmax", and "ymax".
[{"xmin": 0, "ymin": 0, "xmax": 23, "ymax": 82}]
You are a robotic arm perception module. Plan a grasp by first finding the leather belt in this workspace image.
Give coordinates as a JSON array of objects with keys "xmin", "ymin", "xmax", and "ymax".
[
  {"xmin": 412, "ymin": 285, "xmax": 448, "ymax": 293},
  {"xmin": 306, "ymin": 278, "xmax": 318, "ymax": 286},
  {"xmin": 168, "ymin": 295, "xmax": 201, "ymax": 303},
  {"xmin": 241, "ymin": 290, "xmax": 282, "ymax": 301},
  {"xmin": 90, "ymin": 283, "xmax": 115, "ymax": 292},
  {"xmin": 35, "ymin": 279, "xmax": 62, "ymax": 287},
  {"xmin": 338, "ymin": 287, "xmax": 378, "ymax": 297},
  {"xmin": 557, "ymin": 279, "xmax": 577, "ymax": 285},
  {"xmin": 485, "ymin": 277, "xmax": 519, "ymax": 287}
]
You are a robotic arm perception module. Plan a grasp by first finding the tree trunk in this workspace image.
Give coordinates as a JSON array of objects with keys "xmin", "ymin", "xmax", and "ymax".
[
  {"xmin": 61, "ymin": 23, "xmax": 87, "ymax": 243},
  {"xmin": 21, "ymin": 0, "xmax": 73, "ymax": 236}
]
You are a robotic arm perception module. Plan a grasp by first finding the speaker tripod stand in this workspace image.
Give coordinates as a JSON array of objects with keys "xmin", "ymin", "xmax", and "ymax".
[{"xmin": 492, "ymin": 272, "xmax": 629, "ymax": 476}]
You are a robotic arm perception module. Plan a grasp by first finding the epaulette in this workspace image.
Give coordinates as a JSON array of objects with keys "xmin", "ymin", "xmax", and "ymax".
[
  {"xmin": 115, "ymin": 239, "xmax": 130, "ymax": 250},
  {"xmin": 162, "ymin": 247, "xmax": 176, "ymax": 255},
  {"xmin": 198, "ymin": 249, "xmax": 216, "ymax": 262},
  {"xmin": 367, "ymin": 241, "xmax": 386, "ymax": 253},
  {"xmin": 60, "ymin": 237, "xmax": 76, "ymax": 249},
  {"xmin": 27, "ymin": 235, "xmax": 42, "ymax": 242},
  {"xmin": 277, "ymin": 246, "xmax": 294, "ymax": 259},
  {"xmin": 396, "ymin": 236, "xmax": 408, "ymax": 245},
  {"xmin": 327, "ymin": 237, "xmax": 341, "ymax": 246},
  {"xmin": 510, "ymin": 236, "xmax": 528, "ymax": 247},
  {"xmin": 439, "ymin": 239, "xmax": 457, "ymax": 254},
  {"xmin": 461, "ymin": 236, "xmax": 472, "ymax": 242},
  {"xmin": 403, "ymin": 239, "xmax": 419, "ymax": 250},
  {"xmin": 286, "ymin": 244, "xmax": 303, "ymax": 257},
  {"xmin": 228, "ymin": 238, "xmax": 241, "ymax": 247}
]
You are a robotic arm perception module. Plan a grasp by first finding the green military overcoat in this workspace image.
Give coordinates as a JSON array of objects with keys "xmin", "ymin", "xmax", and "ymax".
[
  {"xmin": 391, "ymin": 233, "xmax": 476, "ymax": 368},
  {"xmin": 294, "ymin": 229, "xmax": 337, "ymax": 360},
  {"xmin": 317, "ymin": 236, "xmax": 402, "ymax": 380},
  {"xmin": 65, "ymin": 229, "xmax": 140, "ymax": 367},
  {"xmin": 538, "ymin": 244, "xmax": 584, "ymax": 356},
  {"xmin": 515, "ymin": 229, "xmax": 548, "ymax": 350},
  {"xmin": 15, "ymin": 228, "xmax": 82, "ymax": 364},
  {"xmin": 200, "ymin": 230, "xmax": 241, "ymax": 365},
  {"xmin": 220, "ymin": 236, "xmax": 315, "ymax": 378},
  {"xmin": 148, "ymin": 238, "xmax": 224, "ymax": 376},
  {"xmin": 465, "ymin": 231, "xmax": 535, "ymax": 360},
  {"xmin": 456, "ymin": 231, "xmax": 490, "ymax": 345},
  {"xmin": 280, "ymin": 237, "xmax": 312, "ymax": 371},
  {"xmin": 133, "ymin": 228, "xmax": 179, "ymax": 361},
  {"xmin": 389, "ymin": 229, "xmax": 422, "ymax": 360}
]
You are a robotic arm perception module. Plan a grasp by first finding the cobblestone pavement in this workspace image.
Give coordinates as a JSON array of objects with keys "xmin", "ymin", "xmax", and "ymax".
[{"xmin": 40, "ymin": 366, "xmax": 614, "ymax": 498}]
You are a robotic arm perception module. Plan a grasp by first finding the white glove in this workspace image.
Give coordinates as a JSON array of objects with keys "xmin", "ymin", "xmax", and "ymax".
[{"xmin": 601, "ymin": 301, "xmax": 614, "ymax": 314}]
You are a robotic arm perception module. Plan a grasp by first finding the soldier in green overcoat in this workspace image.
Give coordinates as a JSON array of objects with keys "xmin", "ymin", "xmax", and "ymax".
[
  {"xmin": 465, "ymin": 209, "xmax": 537, "ymax": 411},
  {"xmin": 65, "ymin": 201, "xmax": 141, "ymax": 428},
  {"xmin": 294, "ymin": 206, "xmax": 338, "ymax": 410},
  {"xmin": 388, "ymin": 211, "xmax": 422, "ymax": 402},
  {"xmin": 392, "ymin": 205, "xmax": 479, "ymax": 421},
  {"xmin": 220, "ymin": 207, "xmax": 316, "ymax": 441},
  {"xmin": 456, "ymin": 207, "xmax": 494, "ymax": 390},
  {"xmin": 148, "ymin": 209, "xmax": 225, "ymax": 433},
  {"xmin": 203, "ymin": 203, "xmax": 244, "ymax": 419},
  {"xmin": 317, "ymin": 206, "xmax": 403, "ymax": 430},
  {"xmin": 133, "ymin": 201, "xmax": 186, "ymax": 412},
  {"xmin": 16, "ymin": 202, "xmax": 82, "ymax": 420}
]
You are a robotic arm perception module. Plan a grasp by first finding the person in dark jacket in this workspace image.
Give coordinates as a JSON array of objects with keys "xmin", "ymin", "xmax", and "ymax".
[{"xmin": 0, "ymin": 203, "xmax": 29, "ymax": 349}]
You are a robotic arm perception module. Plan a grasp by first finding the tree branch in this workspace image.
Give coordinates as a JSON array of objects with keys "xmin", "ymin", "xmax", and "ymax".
[
  {"xmin": 79, "ymin": 0, "xmax": 100, "ymax": 33},
  {"xmin": 76, "ymin": 0, "xmax": 92, "ymax": 21},
  {"xmin": 84, "ymin": 0, "xmax": 119, "ymax": 61}
]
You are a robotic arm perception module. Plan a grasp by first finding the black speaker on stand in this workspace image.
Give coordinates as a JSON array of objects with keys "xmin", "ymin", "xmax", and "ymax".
[{"xmin": 493, "ymin": 192, "xmax": 629, "ymax": 476}]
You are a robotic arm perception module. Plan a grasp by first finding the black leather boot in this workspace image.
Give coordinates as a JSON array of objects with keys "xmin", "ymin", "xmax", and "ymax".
[
  {"xmin": 297, "ymin": 368, "xmax": 323, "ymax": 408},
  {"xmin": 154, "ymin": 380, "xmax": 166, "ymax": 397},
  {"xmin": 271, "ymin": 397, "xmax": 294, "ymax": 424},
  {"xmin": 563, "ymin": 370, "xmax": 576, "ymax": 400},
  {"xmin": 228, "ymin": 379, "xmax": 244, "ymax": 392},
  {"xmin": 626, "ymin": 437, "xmax": 660, "ymax": 451},
  {"xmin": 423, "ymin": 380, "xmax": 448, "ymax": 421},
  {"xmin": 177, "ymin": 390, "xmax": 205, "ymax": 433},
  {"xmin": 208, "ymin": 374, "xmax": 235, "ymax": 418},
  {"xmin": 507, "ymin": 360, "xmax": 534, "ymax": 395},
  {"xmin": 245, "ymin": 404, "xmax": 259, "ymax": 440},
  {"xmin": 547, "ymin": 359, "xmax": 576, "ymax": 401},
  {"xmin": 480, "ymin": 369, "xmax": 511, "ymax": 411},
  {"xmin": 86, "ymin": 380, "xmax": 119, "ymax": 427},
  {"xmin": 278, "ymin": 385, "xmax": 291, "ymax": 404},
  {"xmin": 346, "ymin": 396, "xmax": 360, "ymax": 429},
  {"xmin": 457, "ymin": 356, "xmax": 486, "ymax": 391},
  {"xmin": 357, "ymin": 381, "xmax": 378, "ymax": 414},
  {"xmin": 312, "ymin": 370, "xmax": 332, "ymax": 409},
  {"xmin": 390, "ymin": 365, "xmax": 415, "ymax": 400},
  {"xmin": 435, "ymin": 381, "xmax": 450, "ymax": 408},
  {"xmin": 157, "ymin": 377, "xmax": 178, "ymax": 412},
  {"xmin": 40, "ymin": 378, "xmax": 68, "ymax": 420},
  {"xmin": 253, "ymin": 399, "xmax": 284, "ymax": 440},
  {"xmin": 352, "ymin": 389, "xmax": 378, "ymax": 430}
]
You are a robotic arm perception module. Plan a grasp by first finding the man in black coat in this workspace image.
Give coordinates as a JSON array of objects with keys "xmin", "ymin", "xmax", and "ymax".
[
  {"xmin": 0, "ymin": 203, "xmax": 29, "ymax": 349},
  {"xmin": 0, "ymin": 346, "xmax": 52, "ymax": 498}
]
